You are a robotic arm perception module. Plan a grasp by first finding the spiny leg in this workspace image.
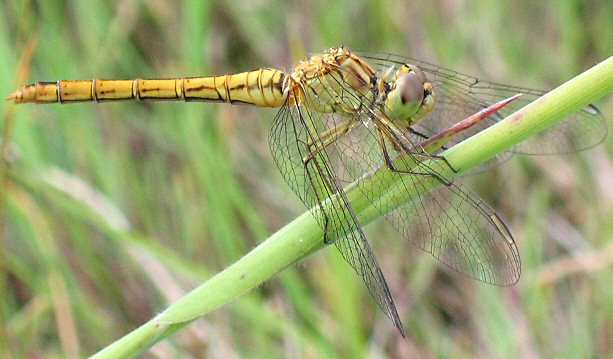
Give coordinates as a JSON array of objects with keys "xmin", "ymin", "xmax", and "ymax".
[
  {"xmin": 292, "ymin": 85, "xmax": 355, "ymax": 244},
  {"xmin": 404, "ymin": 125, "xmax": 430, "ymax": 141},
  {"xmin": 303, "ymin": 119, "xmax": 357, "ymax": 165},
  {"xmin": 376, "ymin": 126, "xmax": 453, "ymax": 186},
  {"xmin": 306, "ymin": 119, "xmax": 355, "ymax": 147},
  {"xmin": 304, "ymin": 150, "xmax": 346, "ymax": 244},
  {"xmin": 376, "ymin": 117, "xmax": 459, "ymax": 177}
]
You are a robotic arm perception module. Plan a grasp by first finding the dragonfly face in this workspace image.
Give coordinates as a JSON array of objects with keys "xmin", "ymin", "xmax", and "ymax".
[{"xmin": 382, "ymin": 63, "xmax": 436, "ymax": 126}]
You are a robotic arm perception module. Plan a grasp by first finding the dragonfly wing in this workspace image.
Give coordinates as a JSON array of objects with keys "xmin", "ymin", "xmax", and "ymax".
[
  {"xmin": 269, "ymin": 91, "xmax": 405, "ymax": 336},
  {"xmin": 359, "ymin": 51, "xmax": 608, "ymax": 155},
  {"xmin": 369, "ymin": 145, "xmax": 522, "ymax": 285},
  {"xmin": 332, "ymin": 113, "xmax": 521, "ymax": 285},
  {"xmin": 308, "ymin": 70, "xmax": 521, "ymax": 285},
  {"xmin": 509, "ymin": 104, "xmax": 607, "ymax": 155}
]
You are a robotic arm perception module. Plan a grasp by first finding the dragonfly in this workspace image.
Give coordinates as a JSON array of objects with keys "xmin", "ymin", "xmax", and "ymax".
[{"xmin": 7, "ymin": 46, "xmax": 607, "ymax": 336}]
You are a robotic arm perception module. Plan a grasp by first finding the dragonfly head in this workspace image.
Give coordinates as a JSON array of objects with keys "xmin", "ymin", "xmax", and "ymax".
[{"xmin": 384, "ymin": 64, "xmax": 435, "ymax": 125}]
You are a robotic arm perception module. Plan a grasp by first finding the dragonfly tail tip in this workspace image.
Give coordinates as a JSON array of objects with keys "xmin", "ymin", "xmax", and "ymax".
[
  {"xmin": 5, "ymin": 90, "xmax": 19, "ymax": 102},
  {"xmin": 4, "ymin": 90, "xmax": 23, "ymax": 103}
]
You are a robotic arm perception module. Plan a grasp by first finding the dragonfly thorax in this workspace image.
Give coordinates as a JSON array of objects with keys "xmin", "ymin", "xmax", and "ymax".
[
  {"xmin": 286, "ymin": 48, "xmax": 436, "ymax": 127},
  {"xmin": 288, "ymin": 47, "xmax": 376, "ymax": 115}
]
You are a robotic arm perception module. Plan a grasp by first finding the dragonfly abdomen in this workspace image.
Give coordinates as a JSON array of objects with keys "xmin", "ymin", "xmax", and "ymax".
[{"xmin": 7, "ymin": 68, "xmax": 288, "ymax": 107}]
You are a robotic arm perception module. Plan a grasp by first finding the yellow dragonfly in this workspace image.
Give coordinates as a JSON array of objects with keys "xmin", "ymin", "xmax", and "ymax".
[{"xmin": 7, "ymin": 47, "xmax": 606, "ymax": 336}]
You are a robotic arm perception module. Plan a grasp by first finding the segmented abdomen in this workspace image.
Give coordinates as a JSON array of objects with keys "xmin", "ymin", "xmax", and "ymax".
[{"xmin": 7, "ymin": 68, "xmax": 288, "ymax": 107}]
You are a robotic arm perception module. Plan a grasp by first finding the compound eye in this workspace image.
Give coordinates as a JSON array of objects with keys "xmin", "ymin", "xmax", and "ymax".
[
  {"xmin": 407, "ymin": 64, "xmax": 426, "ymax": 83},
  {"xmin": 396, "ymin": 72, "xmax": 424, "ymax": 106}
]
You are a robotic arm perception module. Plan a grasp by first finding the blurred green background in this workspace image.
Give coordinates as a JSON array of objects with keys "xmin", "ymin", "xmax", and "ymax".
[{"xmin": 1, "ymin": 1, "xmax": 612, "ymax": 357}]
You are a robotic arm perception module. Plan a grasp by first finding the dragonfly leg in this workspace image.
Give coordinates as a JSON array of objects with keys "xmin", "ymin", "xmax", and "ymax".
[
  {"xmin": 306, "ymin": 119, "xmax": 354, "ymax": 147},
  {"xmin": 403, "ymin": 127, "xmax": 459, "ymax": 172},
  {"xmin": 439, "ymin": 155, "xmax": 459, "ymax": 174},
  {"xmin": 376, "ymin": 127, "xmax": 453, "ymax": 186},
  {"xmin": 405, "ymin": 125, "xmax": 429, "ymax": 141},
  {"xmin": 377, "ymin": 118, "xmax": 460, "ymax": 177},
  {"xmin": 303, "ymin": 155, "xmax": 336, "ymax": 245},
  {"xmin": 302, "ymin": 121, "xmax": 360, "ymax": 244},
  {"xmin": 303, "ymin": 119, "xmax": 357, "ymax": 165}
]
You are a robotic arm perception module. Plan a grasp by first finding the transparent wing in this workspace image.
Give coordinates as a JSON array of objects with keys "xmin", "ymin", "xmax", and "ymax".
[
  {"xmin": 269, "ymin": 89, "xmax": 405, "ymax": 336},
  {"xmin": 310, "ymin": 71, "xmax": 521, "ymax": 285},
  {"xmin": 358, "ymin": 51, "xmax": 608, "ymax": 156}
]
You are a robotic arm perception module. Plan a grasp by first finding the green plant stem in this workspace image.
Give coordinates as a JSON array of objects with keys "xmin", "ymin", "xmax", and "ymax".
[
  {"xmin": 91, "ymin": 56, "xmax": 613, "ymax": 359},
  {"xmin": 444, "ymin": 57, "xmax": 613, "ymax": 173}
]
